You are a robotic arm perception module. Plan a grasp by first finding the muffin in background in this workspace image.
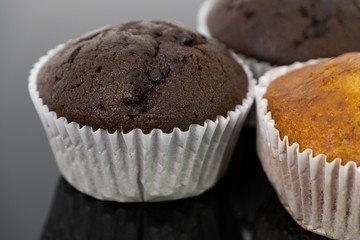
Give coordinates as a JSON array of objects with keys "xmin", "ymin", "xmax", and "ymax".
[
  {"xmin": 29, "ymin": 20, "xmax": 255, "ymax": 202},
  {"xmin": 198, "ymin": 0, "xmax": 360, "ymax": 78},
  {"xmin": 256, "ymin": 53, "xmax": 360, "ymax": 239}
]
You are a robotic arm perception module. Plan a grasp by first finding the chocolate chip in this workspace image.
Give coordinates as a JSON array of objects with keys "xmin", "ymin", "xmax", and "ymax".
[
  {"xmin": 98, "ymin": 103, "xmax": 106, "ymax": 111},
  {"xmin": 243, "ymin": 11, "xmax": 255, "ymax": 19},
  {"xmin": 303, "ymin": 18, "xmax": 327, "ymax": 39},
  {"xmin": 149, "ymin": 68, "xmax": 164, "ymax": 83},
  {"xmin": 178, "ymin": 33, "xmax": 193, "ymax": 46},
  {"xmin": 299, "ymin": 6, "xmax": 308, "ymax": 17},
  {"xmin": 294, "ymin": 40, "xmax": 302, "ymax": 47}
]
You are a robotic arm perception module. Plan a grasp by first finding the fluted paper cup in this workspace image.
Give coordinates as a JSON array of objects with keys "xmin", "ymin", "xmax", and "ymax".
[
  {"xmin": 197, "ymin": 0, "xmax": 273, "ymax": 79},
  {"xmin": 256, "ymin": 59, "xmax": 360, "ymax": 239},
  {"xmin": 29, "ymin": 43, "xmax": 255, "ymax": 202}
]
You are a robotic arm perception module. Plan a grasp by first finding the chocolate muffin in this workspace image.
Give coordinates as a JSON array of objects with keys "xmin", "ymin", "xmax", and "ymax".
[
  {"xmin": 205, "ymin": 0, "xmax": 360, "ymax": 65},
  {"xmin": 37, "ymin": 21, "xmax": 248, "ymax": 134},
  {"xmin": 29, "ymin": 20, "xmax": 254, "ymax": 202}
]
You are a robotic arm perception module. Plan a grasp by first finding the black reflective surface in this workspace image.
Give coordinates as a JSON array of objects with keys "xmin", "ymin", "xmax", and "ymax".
[{"xmin": 39, "ymin": 128, "xmax": 328, "ymax": 240}]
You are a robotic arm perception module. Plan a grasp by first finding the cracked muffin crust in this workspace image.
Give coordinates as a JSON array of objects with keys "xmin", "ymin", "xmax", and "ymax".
[
  {"xmin": 37, "ymin": 21, "xmax": 248, "ymax": 134},
  {"xmin": 207, "ymin": 0, "xmax": 360, "ymax": 65}
]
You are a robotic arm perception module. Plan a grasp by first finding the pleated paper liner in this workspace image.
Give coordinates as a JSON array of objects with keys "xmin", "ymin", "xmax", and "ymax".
[
  {"xmin": 29, "ymin": 42, "xmax": 255, "ymax": 202},
  {"xmin": 256, "ymin": 59, "xmax": 360, "ymax": 239},
  {"xmin": 196, "ymin": 0, "xmax": 273, "ymax": 79}
]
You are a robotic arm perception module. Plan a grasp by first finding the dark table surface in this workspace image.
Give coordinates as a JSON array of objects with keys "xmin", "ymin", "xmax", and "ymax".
[{"xmin": 38, "ymin": 127, "xmax": 327, "ymax": 240}]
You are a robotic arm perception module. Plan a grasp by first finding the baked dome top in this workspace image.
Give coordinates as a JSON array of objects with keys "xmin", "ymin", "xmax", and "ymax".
[
  {"xmin": 207, "ymin": 0, "xmax": 360, "ymax": 65},
  {"xmin": 37, "ymin": 21, "xmax": 248, "ymax": 134},
  {"xmin": 265, "ymin": 53, "xmax": 360, "ymax": 165}
]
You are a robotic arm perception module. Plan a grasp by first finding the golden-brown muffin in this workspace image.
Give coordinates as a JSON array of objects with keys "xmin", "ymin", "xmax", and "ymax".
[{"xmin": 265, "ymin": 52, "xmax": 360, "ymax": 165}]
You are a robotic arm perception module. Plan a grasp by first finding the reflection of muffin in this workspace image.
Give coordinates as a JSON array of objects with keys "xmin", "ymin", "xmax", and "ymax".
[
  {"xmin": 253, "ymin": 196, "xmax": 327, "ymax": 240},
  {"xmin": 41, "ymin": 178, "xmax": 238, "ymax": 240},
  {"xmin": 198, "ymin": 0, "xmax": 360, "ymax": 77},
  {"xmin": 221, "ymin": 127, "xmax": 274, "ymax": 234},
  {"xmin": 256, "ymin": 53, "xmax": 360, "ymax": 239},
  {"xmin": 29, "ymin": 20, "xmax": 254, "ymax": 202}
]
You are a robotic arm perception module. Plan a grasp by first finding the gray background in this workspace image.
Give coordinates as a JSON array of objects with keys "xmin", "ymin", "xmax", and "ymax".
[{"xmin": 0, "ymin": 1, "xmax": 202, "ymax": 239}]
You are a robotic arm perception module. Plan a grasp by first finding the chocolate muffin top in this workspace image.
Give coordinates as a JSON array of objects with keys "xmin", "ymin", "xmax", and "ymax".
[
  {"xmin": 37, "ymin": 21, "xmax": 248, "ymax": 134},
  {"xmin": 207, "ymin": 0, "xmax": 360, "ymax": 65}
]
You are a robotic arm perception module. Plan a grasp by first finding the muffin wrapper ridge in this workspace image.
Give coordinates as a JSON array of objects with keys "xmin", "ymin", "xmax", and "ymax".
[
  {"xmin": 256, "ymin": 60, "xmax": 360, "ymax": 240},
  {"xmin": 29, "ymin": 43, "xmax": 255, "ymax": 202},
  {"xmin": 196, "ymin": 0, "xmax": 273, "ymax": 79}
]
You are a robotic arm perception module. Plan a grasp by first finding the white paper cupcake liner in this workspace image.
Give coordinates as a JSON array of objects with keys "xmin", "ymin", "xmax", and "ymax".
[
  {"xmin": 256, "ymin": 59, "xmax": 360, "ymax": 240},
  {"xmin": 197, "ymin": 0, "xmax": 274, "ymax": 79},
  {"xmin": 29, "ymin": 43, "xmax": 255, "ymax": 202}
]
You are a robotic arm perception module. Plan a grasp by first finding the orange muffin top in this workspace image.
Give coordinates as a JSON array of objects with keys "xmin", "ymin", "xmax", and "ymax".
[{"xmin": 265, "ymin": 52, "xmax": 360, "ymax": 165}]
